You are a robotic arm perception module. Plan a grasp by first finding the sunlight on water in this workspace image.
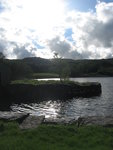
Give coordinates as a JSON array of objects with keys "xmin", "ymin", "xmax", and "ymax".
[
  {"xmin": 35, "ymin": 78, "xmax": 60, "ymax": 81},
  {"xmin": 11, "ymin": 77, "xmax": 113, "ymax": 119},
  {"xmin": 11, "ymin": 100, "xmax": 61, "ymax": 118}
]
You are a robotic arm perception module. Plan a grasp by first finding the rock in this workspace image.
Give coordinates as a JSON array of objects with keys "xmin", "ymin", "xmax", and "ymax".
[
  {"xmin": 19, "ymin": 115, "xmax": 45, "ymax": 129},
  {"xmin": 44, "ymin": 118, "xmax": 71, "ymax": 125},
  {"xmin": 0, "ymin": 111, "xmax": 29, "ymax": 123},
  {"xmin": 44, "ymin": 116, "xmax": 113, "ymax": 126},
  {"xmin": 1, "ymin": 111, "xmax": 113, "ymax": 128},
  {"xmin": 77, "ymin": 116, "xmax": 113, "ymax": 127}
]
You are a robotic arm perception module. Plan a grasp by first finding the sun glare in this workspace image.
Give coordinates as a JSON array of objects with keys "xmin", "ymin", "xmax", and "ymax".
[
  {"xmin": 1, "ymin": 0, "xmax": 67, "ymax": 58},
  {"xmin": 15, "ymin": 0, "xmax": 66, "ymax": 39}
]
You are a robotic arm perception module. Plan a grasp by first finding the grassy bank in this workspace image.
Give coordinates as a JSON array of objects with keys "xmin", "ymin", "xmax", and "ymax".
[
  {"xmin": 0, "ymin": 121, "xmax": 113, "ymax": 150},
  {"xmin": 8, "ymin": 79, "xmax": 101, "ymax": 101},
  {"xmin": 11, "ymin": 79, "xmax": 99, "ymax": 86},
  {"xmin": 11, "ymin": 79, "xmax": 75, "ymax": 85}
]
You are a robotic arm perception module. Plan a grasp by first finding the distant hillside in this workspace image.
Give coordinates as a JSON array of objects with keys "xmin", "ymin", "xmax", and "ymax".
[
  {"xmin": 0, "ymin": 57, "xmax": 113, "ymax": 81},
  {"xmin": 22, "ymin": 57, "xmax": 52, "ymax": 73},
  {"xmin": 22, "ymin": 57, "xmax": 113, "ymax": 77}
]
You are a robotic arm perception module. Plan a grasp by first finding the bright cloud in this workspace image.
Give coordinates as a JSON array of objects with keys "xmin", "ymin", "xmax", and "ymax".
[
  {"xmin": 67, "ymin": 2, "xmax": 113, "ymax": 59},
  {"xmin": 0, "ymin": 0, "xmax": 66, "ymax": 58},
  {"xmin": 0, "ymin": 0, "xmax": 113, "ymax": 59}
]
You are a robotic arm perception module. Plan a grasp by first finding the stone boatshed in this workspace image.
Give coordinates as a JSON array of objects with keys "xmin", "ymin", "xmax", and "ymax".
[{"xmin": 0, "ymin": 63, "xmax": 11, "ymax": 86}]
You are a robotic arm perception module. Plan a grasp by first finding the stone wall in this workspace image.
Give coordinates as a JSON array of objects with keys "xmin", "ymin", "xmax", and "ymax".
[{"xmin": 6, "ymin": 82, "xmax": 101, "ymax": 103}]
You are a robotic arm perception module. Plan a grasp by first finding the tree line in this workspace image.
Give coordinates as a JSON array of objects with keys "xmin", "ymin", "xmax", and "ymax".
[{"xmin": 0, "ymin": 52, "xmax": 113, "ymax": 86}]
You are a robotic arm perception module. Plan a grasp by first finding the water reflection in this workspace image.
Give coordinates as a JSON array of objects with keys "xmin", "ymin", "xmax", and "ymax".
[
  {"xmin": 11, "ymin": 77, "xmax": 113, "ymax": 119},
  {"xmin": 35, "ymin": 78, "xmax": 60, "ymax": 81},
  {"xmin": 11, "ymin": 100, "xmax": 61, "ymax": 118}
]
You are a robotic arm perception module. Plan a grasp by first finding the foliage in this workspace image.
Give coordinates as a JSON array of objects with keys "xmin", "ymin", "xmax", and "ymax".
[
  {"xmin": 22, "ymin": 57, "xmax": 52, "ymax": 73},
  {"xmin": 0, "ymin": 60, "xmax": 33, "ymax": 80},
  {"xmin": 12, "ymin": 57, "xmax": 113, "ymax": 78},
  {"xmin": 0, "ymin": 121, "xmax": 113, "ymax": 150},
  {"xmin": 32, "ymin": 73, "xmax": 59, "ymax": 79},
  {"xmin": 60, "ymin": 60, "xmax": 71, "ymax": 81},
  {"xmin": 0, "ymin": 60, "xmax": 11, "ymax": 86},
  {"xmin": 53, "ymin": 53, "xmax": 71, "ymax": 81},
  {"xmin": 9, "ymin": 61, "xmax": 33, "ymax": 80},
  {"xmin": 53, "ymin": 52, "xmax": 59, "ymax": 59},
  {"xmin": 1, "ymin": 57, "xmax": 113, "ymax": 82}
]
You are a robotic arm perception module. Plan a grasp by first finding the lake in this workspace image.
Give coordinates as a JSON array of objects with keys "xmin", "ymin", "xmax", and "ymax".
[{"xmin": 11, "ymin": 77, "xmax": 113, "ymax": 120}]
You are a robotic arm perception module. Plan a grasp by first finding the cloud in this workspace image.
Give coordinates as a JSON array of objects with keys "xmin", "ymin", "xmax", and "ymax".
[
  {"xmin": 64, "ymin": 2, "xmax": 113, "ymax": 59},
  {"xmin": 0, "ymin": 38, "xmax": 8, "ymax": 56},
  {"xmin": 0, "ymin": 39, "xmax": 35, "ymax": 59},
  {"xmin": 96, "ymin": 2, "xmax": 113, "ymax": 22},
  {"xmin": 0, "ymin": 0, "xmax": 113, "ymax": 59},
  {"xmin": 0, "ymin": 0, "xmax": 66, "ymax": 59},
  {"xmin": 13, "ymin": 45, "xmax": 35, "ymax": 59},
  {"xmin": 48, "ymin": 36, "xmax": 84, "ymax": 59}
]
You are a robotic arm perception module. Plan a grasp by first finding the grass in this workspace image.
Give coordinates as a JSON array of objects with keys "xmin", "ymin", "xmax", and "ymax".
[
  {"xmin": 11, "ymin": 79, "xmax": 76, "ymax": 85},
  {"xmin": 0, "ymin": 121, "xmax": 113, "ymax": 150},
  {"xmin": 11, "ymin": 79, "xmax": 100, "ymax": 86}
]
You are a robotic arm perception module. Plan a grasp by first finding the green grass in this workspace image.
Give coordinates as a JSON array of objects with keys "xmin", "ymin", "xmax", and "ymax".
[
  {"xmin": 32, "ymin": 73, "xmax": 59, "ymax": 79},
  {"xmin": 0, "ymin": 121, "xmax": 113, "ymax": 150},
  {"xmin": 11, "ymin": 79, "xmax": 76, "ymax": 85},
  {"xmin": 11, "ymin": 79, "xmax": 100, "ymax": 86}
]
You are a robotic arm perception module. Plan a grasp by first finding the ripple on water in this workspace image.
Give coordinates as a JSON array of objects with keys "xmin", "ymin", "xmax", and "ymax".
[{"xmin": 11, "ymin": 77, "xmax": 113, "ymax": 119}]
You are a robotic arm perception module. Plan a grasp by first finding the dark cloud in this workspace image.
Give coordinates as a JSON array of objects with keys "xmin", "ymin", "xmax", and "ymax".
[
  {"xmin": 48, "ymin": 37, "xmax": 71, "ymax": 56},
  {"xmin": 0, "ymin": 29, "xmax": 8, "ymax": 56},
  {"xmin": 0, "ymin": 39, "xmax": 35, "ymax": 59},
  {"xmin": 0, "ymin": 39, "xmax": 7, "ymax": 55},
  {"xmin": 13, "ymin": 45, "xmax": 35, "ymax": 59},
  {"xmin": 48, "ymin": 36, "xmax": 84, "ymax": 59},
  {"xmin": 79, "ymin": 18, "xmax": 113, "ymax": 49}
]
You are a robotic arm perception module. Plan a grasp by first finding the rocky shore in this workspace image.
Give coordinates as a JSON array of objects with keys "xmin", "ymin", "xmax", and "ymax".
[{"xmin": 0, "ymin": 111, "xmax": 113, "ymax": 129}]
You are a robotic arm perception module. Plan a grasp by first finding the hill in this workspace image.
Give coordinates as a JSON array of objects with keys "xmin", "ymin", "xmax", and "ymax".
[
  {"xmin": 0, "ymin": 57, "xmax": 113, "ymax": 83},
  {"xmin": 22, "ymin": 57, "xmax": 113, "ymax": 77}
]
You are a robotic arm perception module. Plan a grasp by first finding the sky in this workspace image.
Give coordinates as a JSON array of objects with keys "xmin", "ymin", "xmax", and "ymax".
[{"xmin": 0, "ymin": 0, "xmax": 113, "ymax": 59}]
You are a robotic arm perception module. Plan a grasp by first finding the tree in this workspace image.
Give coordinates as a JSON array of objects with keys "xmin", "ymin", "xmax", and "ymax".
[
  {"xmin": 60, "ymin": 61, "xmax": 70, "ymax": 81},
  {"xmin": 10, "ymin": 61, "xmax": 33, "ymax": 80},
  {"xmin": 53, "ymin": 52, "xmax": 70, "ymax": 81},
  {"xmin": 53, "ymin": 52, "xmax": 59, "ymax": 59},
  {"xmin": 0, "ymin": 52, "xmax": 5, "ymax": 86}
]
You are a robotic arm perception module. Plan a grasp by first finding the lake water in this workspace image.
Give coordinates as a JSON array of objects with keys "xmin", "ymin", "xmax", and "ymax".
[{"xmin": 11, "ymin": 77, "xmax": 113, "ymax": 119}]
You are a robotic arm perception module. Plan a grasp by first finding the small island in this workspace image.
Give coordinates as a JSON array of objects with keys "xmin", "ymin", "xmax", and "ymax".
[{"xmin": 3, "ymin": 80, "xmax": 101, "ymax": 104}]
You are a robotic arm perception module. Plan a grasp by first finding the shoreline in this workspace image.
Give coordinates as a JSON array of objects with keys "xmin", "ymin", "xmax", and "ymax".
[{"xmin": 0, "ymin": 111, "xmax": 113, "ymax": 127}]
